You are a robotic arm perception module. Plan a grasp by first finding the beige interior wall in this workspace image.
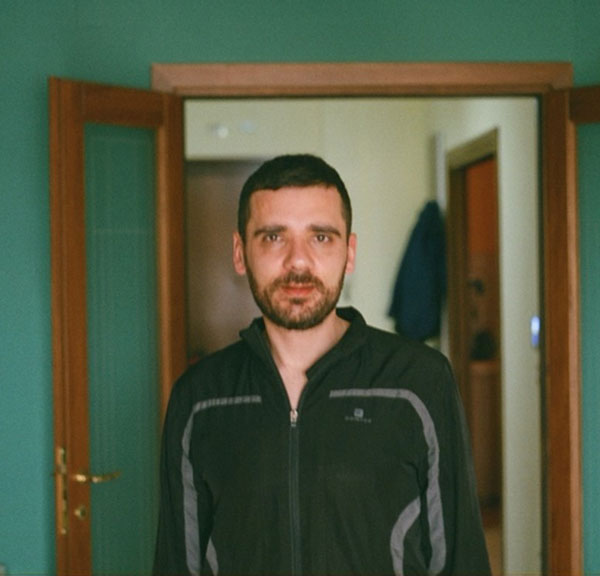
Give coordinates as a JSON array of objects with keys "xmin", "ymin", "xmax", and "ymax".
[
  {"xmin": 428, "ymin": 97, "xmax": 541, "ymax": 575},
  {"xmin": 319, "ymin": 99, "xmax": 431, "ymax": 330}
]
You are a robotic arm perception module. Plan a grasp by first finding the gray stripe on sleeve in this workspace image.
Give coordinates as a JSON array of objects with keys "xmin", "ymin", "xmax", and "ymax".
[
  {"xmin": 329, "ymin": 388, "xmax": 446, "ymax": 575},
  {"xmin": 181, "ymin": 395, "xmax": 262, "ymax": 575},
  {"xmin": 390, "ymin": 496, "xmax": 421, "ymax": 576},
  {"xmin": 206, "ymin": 538, "xmax": 219, "ymax": 576}
]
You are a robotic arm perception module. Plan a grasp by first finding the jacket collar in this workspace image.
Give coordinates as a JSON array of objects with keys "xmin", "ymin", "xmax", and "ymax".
[{"xmin": 240, "ymin": 307, "xmax": 369, "ymax": 378}]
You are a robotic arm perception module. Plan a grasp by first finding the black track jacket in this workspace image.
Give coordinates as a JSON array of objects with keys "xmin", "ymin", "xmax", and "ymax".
[{"xmin": 154, "ymin": 308, "xmax": 491, "ymax": 576}]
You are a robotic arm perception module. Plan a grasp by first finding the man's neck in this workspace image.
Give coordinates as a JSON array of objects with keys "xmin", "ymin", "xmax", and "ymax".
[{"xmin": 264, "ymin": 311, "xmax": 349, "ymax": 410}]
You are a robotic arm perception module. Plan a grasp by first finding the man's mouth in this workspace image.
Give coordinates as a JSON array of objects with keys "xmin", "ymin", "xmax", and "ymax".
[{"xmin": 281, "ymin": 283, "xmax": 314, "ymax": 297}]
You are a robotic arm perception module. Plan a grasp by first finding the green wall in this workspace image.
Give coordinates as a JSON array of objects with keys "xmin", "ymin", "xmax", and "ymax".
[
  {"xmin": 576, "ymin": 5, "xmax": 600, "ymax": 574},
  {"xmin": 1, "ymin": 1, "xmax": 598, "ymax": 573}
]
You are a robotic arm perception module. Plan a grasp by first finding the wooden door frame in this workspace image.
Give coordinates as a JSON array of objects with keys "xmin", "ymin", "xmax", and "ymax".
[
  {"xmin": 49, "ymin": 78, "xmax": 185, "ymax": 574},
  {"xmin": 446, "ymin": 129, "xmax": 499, "ymax": 423},
  {"xmin": 150, "ymin": 61, "xmax": 580, "ymax": 575}
]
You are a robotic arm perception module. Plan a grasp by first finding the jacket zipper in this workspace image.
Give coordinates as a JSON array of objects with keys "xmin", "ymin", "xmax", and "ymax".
[
  {"xmin": 289, "ymin": 408, "xmax": 302, "ymax": 575},
  {"xmin": 258, "ymin": 330, "xmax": 304, "ymax": 575}
]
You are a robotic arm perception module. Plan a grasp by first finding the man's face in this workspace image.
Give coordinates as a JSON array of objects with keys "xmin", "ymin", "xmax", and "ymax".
[{"xmin": 233, "ymin": 185, "xmax": 356, "ymax": 330}]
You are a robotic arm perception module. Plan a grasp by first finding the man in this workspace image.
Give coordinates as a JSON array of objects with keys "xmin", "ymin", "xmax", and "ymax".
[{"xmin": 154, "ymin": 154, "xmax": 491, "ymax": 576}]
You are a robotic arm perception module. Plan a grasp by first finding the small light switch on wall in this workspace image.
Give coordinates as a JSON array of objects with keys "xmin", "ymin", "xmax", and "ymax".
[{"xmin": 530, "ymin": 315, "xmax": 541, "ymax": 348}]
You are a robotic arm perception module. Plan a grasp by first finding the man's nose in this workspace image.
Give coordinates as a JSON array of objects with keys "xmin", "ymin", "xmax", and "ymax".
[{"xmin": 284, "ymin": 237, "xmax": 312, "ymax": 270}]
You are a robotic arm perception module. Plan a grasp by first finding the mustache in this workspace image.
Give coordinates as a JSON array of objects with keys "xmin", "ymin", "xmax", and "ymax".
[{"xmin": 272, "ymin": 271, "xmax": 323, "ymax": 288}]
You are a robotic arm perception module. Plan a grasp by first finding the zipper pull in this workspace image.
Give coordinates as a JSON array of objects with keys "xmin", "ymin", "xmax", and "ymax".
[{"xmin": 290, "ymin": 409, "xmax": 298, "ymax": 426}]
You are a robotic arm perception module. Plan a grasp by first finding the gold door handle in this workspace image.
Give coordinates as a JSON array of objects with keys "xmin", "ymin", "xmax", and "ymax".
[{"xmin": 72, "ymin": 470, "xmax": 121, "ymax": 484}]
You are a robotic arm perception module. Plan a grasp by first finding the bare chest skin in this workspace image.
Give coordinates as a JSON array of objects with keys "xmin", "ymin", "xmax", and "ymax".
[{"xmin": 277, "ymin": 366, "xmax": 308, "ymax": 411}]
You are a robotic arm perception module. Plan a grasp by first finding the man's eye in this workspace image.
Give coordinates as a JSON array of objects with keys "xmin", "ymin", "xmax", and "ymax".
[
  {"xmin": 315, "ymin": 234, "xmax": 330, "ymax": 243},
  {"xmin": 264, "ymin": 233, "xmax": 280, "ymax": 242}
]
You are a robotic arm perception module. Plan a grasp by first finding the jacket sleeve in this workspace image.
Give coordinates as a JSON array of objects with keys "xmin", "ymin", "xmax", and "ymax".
[
  {"xmin": 437, "ymin": 360, "xmax": 492, "ymax": 576},
  {"xmin": 153, "ymin": 375, "xmax": 213, "ymax": 575}
]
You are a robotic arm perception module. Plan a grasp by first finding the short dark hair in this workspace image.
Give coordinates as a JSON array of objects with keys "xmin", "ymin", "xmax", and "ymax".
[{"xmin": 237, "ymin": 154, "xmax": 352, "ymax": 240}]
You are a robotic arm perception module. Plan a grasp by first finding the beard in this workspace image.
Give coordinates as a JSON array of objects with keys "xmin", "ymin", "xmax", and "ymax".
[{"xmin": 246, "ymin": 266, "xmax": 346, "ymax": 330}]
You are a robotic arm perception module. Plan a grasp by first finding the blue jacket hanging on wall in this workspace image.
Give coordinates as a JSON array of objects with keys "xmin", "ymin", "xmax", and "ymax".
[{"xmin": 388, "ymin": 200, "xmax": 447, "ymax": 341}]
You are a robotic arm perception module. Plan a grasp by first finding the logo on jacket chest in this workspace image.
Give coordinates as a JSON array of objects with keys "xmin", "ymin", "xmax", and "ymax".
[{"xmin": 345, "ymin": 407, "xmax": 372, "ymax": 424}]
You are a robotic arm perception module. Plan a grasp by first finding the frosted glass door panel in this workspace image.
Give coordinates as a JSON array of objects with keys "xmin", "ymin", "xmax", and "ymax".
[{"xmin": 85, "ymin": 124, "xmax": 159, "ymax": 575}]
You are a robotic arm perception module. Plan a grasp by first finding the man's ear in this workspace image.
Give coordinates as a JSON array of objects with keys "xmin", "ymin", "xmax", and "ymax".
[
  {"xmin": 232, "ymin": 231, "xmax": 247, "ymax": 276},
  {"xmin": 345, "ymin": 233, "xmax": 357, "ymax": 275}
]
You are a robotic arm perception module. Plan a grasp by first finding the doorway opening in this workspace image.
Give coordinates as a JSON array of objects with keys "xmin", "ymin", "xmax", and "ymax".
[{"xmin": 182, "ymin": 97, "xmax": 541, "ymax": 575}]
